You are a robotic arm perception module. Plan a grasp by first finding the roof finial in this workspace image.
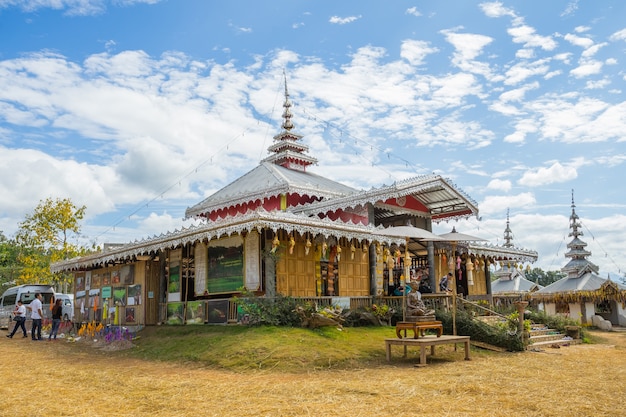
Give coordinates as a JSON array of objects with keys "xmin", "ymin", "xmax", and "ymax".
[
  {"xmin": 503, "ymin": 208, "xmax": 513, "ymax": 247},
  {"xmin": 281, "ymin": 69, "xmax": 294, "ymax": 131}
]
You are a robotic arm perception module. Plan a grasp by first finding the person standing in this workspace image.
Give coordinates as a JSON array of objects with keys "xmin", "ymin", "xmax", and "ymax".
[
  {"xmin": 440, "ymin": 272, "xmax": 452, "ymax": 292},
  {"xmin": 28, "ymin": 292, "xmax": 43, "ymax": 341},
  {"xmin": 6, "ymin": 300, "xmax": 28, "ymax": 338},
  {"xmin": 49, "ymin": 298, "xmax": 63, "ymax": 341}
]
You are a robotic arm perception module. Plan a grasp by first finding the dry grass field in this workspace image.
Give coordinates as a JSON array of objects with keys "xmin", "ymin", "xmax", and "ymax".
[{"xmin": 2, "ymin": 327, "xmax": 625, "ymax": 417}]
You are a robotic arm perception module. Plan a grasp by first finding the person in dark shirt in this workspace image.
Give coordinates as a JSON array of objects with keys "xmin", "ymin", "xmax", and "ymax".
[{"xmin": 49, "ymin": 298, "xmax": 63, "ymax": 341}]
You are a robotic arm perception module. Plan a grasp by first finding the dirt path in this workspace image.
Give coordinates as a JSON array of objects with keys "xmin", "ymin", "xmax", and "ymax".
[{"xmin": 2, "ymin": 330, "xmax": 626, "ymax": 416}]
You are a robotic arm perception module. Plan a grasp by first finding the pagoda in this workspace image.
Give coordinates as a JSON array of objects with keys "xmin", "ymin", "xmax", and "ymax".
[
  {"xmin": 490, "ymin": 209, "xmax": 542, "ymax": 294},
  {"xmin": 532, "ymin": 191, "xmax": 626, "ymax": 325}
]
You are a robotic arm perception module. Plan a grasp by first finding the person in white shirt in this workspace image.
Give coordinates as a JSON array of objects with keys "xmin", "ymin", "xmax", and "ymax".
[
  {"xmin": 6, "ymin": 300, "xmax": 27, "ymax": 338},
  {"xmin": 28, "ymin": 293, "xmax": 43, "ymax": 341}
]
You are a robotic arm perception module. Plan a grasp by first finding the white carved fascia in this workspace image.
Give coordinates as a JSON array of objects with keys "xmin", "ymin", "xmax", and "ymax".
[
  {"xmin": 461, "ymin": 242, "xmax": 539, "ymax": 263},
  {"xmin": 292, "ymin": 174, "xmax": 478, "ymax": 221},
  {"xmin": 51, "ymin": 210, "xmax": 407, "ymax": 272}
]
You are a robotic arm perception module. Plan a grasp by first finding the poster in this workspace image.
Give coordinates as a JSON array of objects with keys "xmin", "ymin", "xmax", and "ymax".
[
  {"xmin": 169, "ymin": 248, "xmax": 182, "ymax": 294},
  {"xmin": 186, "ymin": 301, "xmax": 204, "ymax": 325},
  {"xmin": 113, "ymin": 287, "xmax": 126, "ymax": 306},
  {"xmin": 208, "ymin": 235, "xmax": 244, "ymax": 293},
  {"xmin": 92, "ymin": 273, "xmax": 101, "ymax": 288},
  {"xmin": 166, "ymin": 302, "xmax": 184, "ymax": 325},
  {"xmin": 207, "ymin": 300, "xmax": 229, "ymax": 324},
  {"xmin": 121, "ymin": 265, "xmax": 134, "ymax": 285},
  {"xmin": 194, "ymin": 242, "xmax": 207, "ymax": 295},
  {"xmin": 125, "ymin": 307, "xmax": 136, "ymax": 323},
  {"xmin": 127, "ymin": 284, "xmax": 141, "ymax": 306},
  {"xmin": 244, "ymin": 231, "xmax": 260, "ymax": 291}
]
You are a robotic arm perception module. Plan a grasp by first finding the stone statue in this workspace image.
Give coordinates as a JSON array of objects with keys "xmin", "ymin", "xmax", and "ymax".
[{"xmin": 406, "ymin": 286, "xmax": 435, "ymax": 317}]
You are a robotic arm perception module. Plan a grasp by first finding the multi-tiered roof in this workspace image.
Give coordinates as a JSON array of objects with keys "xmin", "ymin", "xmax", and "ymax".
[
  {"xmin": 534, "ymin": 191, "xmax": 624, "ymax": 297},
  {"xmin": 490, "ymin": 210, "xmax": 542, "ymax": 294}
]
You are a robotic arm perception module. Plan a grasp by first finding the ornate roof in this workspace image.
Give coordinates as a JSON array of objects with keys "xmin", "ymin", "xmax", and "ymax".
[
  {"xmin": 533, "ymin": 191, "xmax": 625, "ymax": 298},
  {"xmin": 292, "ymin": 174, "xmax": 479, "ymax": 223},
  {"xmin": 262, "ymin": 72, "xmax": 317, "ymax": 170},
  {"xmin": 561, "ymin": 191, "xmax": 598, "ymax": 277},
  {"xmin": 52, "ymin": 209, "xmax": 410, "ymax": 272},
  {"xmin": 185, "ymin": 162, "xmax": 358, "ymax": 219}
]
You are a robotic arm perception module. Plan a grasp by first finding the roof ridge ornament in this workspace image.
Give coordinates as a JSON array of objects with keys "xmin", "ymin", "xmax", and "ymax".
[{"xmin": 262, "ymin": 70, "xmax": 318, "ymax": 171}]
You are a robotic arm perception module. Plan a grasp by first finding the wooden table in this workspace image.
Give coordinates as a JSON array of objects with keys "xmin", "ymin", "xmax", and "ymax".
[
  {"xmin": 395, "ymin": 321, "xmax": 443, "ymax": 338},
  {"xmin": 385, "ymin": 335, "xmax": 471, "ymax": 366}
]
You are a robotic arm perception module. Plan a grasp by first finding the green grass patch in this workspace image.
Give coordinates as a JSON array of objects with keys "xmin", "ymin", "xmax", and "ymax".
[{"xmin": 122, "ymin": 325, "xmax": 394, "ymax": 373}]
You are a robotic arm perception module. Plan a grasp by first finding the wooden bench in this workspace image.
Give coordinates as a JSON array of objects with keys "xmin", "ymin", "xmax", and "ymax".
[
  {"xmin": 395, "ymin": 321, "xmax": 443, "ymax": 339},
  {"xmin": 385, "ymin": 335, "xmax": 471, "ymax": 366}
]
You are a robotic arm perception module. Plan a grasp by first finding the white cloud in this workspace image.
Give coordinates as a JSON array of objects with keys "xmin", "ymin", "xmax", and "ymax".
[
  {"xmin": 563, "ymin": 33, "xmax": 594, "ymax": 48},
  {"xmin": 570, "ymin": 60, "xmax": 603, "ymax": 78},
  {"xmin": 609, "ymin": 28, "xmax": 626, "ymax": 41},
  {"xmin": 585, "ymin": 78, "xmax": 610, "ymax": 89},
  {"xmin": 329, "ymin": 15, "xmax": 361, "ymax": 25},
  {"xmin": 560, "ymin": 0, "xmax": 579, "ymax": 17},
  {"xmin": 504, "ymin": 58, "xmax": 551, "ymax": 85},
  {"xmin": 515, "ymin": 48, "xmax": 534, "ymax": 59},
  {"xmin": 400, "ymin": 40, "xmax": 438, "ymax": 66},
  {"xmin": 479, "ymin": 1, "xmax": 516, "ymax": 18},
  {"xmin": 0, "ymin": 0, "xmax": 161, "ymax": 16},
  {"xmin": 507, "ymin": 24, "xmax": 557, "ymax": 51},
  {"xmin": 405, "ymin": 7, "xmax": 421, "ymax": 17},
  {"xmin": 503, "ymin": 118, "xmax": 538, "ymax": 144},
  {"xmin": 440, "ymin": 29, "xmax": 494, "ymax": 78},
  {"xmin": 518, "ymin": 162, "xmax": 578, "ymax": 187},
  {"xmin": 478, "ymin": 192, "xmax": 536, "ymax": 216},
  {"xmin": 487, "ymin": 179, "xmax": 512, "ymax": 191}
]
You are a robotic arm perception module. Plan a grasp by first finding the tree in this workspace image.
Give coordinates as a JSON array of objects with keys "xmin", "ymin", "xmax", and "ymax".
[
  {"xmin": 0, "ymin": 231, "xmax": 21, "ymax": 288},
  {"xmin": 15, "ymin": 197, "xmax": 88, "ymax": 290},
  {"xmin": 524, "ymin": 267, "xmax": 565, "ymax": 287}
]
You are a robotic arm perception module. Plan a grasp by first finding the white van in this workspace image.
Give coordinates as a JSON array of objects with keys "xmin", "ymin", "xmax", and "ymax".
[
  {"xmin": 55, "ymin": 293, "xmax": 74, "ymax": 321},
  {"xmin": 0, "ymin": 284, "xmax": 55, "ymax": 329}
]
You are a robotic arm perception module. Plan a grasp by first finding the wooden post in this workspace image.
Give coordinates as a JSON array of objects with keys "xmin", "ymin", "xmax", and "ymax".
[{"xmin": 514, "ymin": 301, "xmax": 529, "ymax": 344}]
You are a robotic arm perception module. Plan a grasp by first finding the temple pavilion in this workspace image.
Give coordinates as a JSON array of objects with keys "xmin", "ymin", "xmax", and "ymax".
[{"xmin": 51, "ymin": 77, "xmax": 538, "ymax": 327}]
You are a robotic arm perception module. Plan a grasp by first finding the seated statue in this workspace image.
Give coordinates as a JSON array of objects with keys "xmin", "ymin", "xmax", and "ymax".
[{"xmin": 406, "ymin": 286, "xmax": 435, "ymax": 317}]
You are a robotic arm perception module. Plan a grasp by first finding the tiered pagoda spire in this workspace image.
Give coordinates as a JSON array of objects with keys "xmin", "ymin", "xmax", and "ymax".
[
  {"xmin": 562, "ymin": 190, "xmax": 599, "ymax": 277},
  {"xmin": 262, "ymin": 72, "xmax": 318, "ymax": 171},
  {"xmin": 502, "ymin": 209, "xmax": 514, "ymax": 248}
]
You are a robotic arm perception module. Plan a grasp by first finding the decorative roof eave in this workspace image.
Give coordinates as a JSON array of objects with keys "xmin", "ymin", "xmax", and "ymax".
[
  {"xmin": 266, "ymin": 141, "xmax": 309, "ymax": 153},
  {"xmin": 273, "ymin": 130, "xmax": 303, "ymax": 141},
  {"xmin": 292, "ymin": 174, "xmax": 479, "ymax": 221},
  {"xmin": 51, "ymin": 210, "xmax": 406, "ymax": 273},
  {"xmin": 529, "ymin": 284, "xmax": 626, "ymax": 303},
  {"xmin": 262, "ymin": 149, "xmax": 318, "ymax": 165},
  {"xmin": 461, "ymin": 243, "xmax": 539, "ymax": 264},
  {"xmin": 184, "ymin": 182, "xmax": 350, "ymax": 220}
]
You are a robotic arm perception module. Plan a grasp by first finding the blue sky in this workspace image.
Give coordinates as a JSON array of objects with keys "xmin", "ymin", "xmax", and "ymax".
[{"xmin": 1, "ymin": 0, "xmax": 625, "ymax": 276}]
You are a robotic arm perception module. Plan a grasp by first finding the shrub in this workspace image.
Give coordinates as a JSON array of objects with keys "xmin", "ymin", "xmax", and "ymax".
[
  {"xmin": 437, "ymin": 309, "xmax": 525, "ymax": 351},
  {"xmin": 233, "ymin": 293, "xmax": 307, "ymax": 327}
]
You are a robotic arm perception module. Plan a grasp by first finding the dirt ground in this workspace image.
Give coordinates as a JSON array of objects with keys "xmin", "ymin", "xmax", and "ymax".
[{"xmin": 2, "ymin": 329, "xmax": 626, "ymax": 417}]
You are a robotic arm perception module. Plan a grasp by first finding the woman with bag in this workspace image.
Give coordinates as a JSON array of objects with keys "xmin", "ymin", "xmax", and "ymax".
[{"xmin": 6, "ymin": 300, "xmax": 27, "ymax": 338}]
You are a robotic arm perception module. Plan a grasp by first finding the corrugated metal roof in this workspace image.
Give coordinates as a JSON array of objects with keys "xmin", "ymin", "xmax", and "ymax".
[
  {"xmin": 185, "ymin": 162, "xmax": 357, "ymax": 219},
  {"xmin": 534, "ymin": 272, "xmax": 626, "ymax": 294},
  {"xmin": 491, "ymin": 270, "xmax": 542, "ymax": 293},
  {"xmin": 292, "ymin": 174, "xmax": 479, "ymax": 223}
]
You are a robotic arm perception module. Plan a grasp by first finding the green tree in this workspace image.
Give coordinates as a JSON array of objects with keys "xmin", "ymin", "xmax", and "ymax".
[
  {"xmin": 15, "ymin": 197, "xmax": 88, "ymax": 289},
  {"xmin": 524, "ymin": 267, "xmax": 565, "ymax": 287},
  {"xmin": 0, "ymin": 231, "xmax": 21, "ymax": 288}
]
